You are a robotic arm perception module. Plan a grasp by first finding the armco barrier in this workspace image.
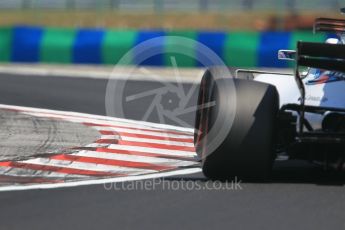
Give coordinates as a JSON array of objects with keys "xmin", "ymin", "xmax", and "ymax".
[{"xmin": 0, "ymin": 26, "xmax": 332, "ymax": 68}]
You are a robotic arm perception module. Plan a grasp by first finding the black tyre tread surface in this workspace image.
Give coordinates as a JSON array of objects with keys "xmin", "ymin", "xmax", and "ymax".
[{"xmin": 196, "ymin": 67, "xmax": 279, "ymax": 180}]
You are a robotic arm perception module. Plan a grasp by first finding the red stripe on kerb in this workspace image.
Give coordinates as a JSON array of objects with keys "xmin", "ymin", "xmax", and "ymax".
[
  {"xmin": 2, "ymin": 108, "xmax": 21, "ymax": 113},
  {"xmin": 83, "ymin": 122, "xmax": 192, "ymax": 136},
  {"xmin": 0, "ymin": 162, "xmax": 11, "ymax": 167},
  {"xmin": 0, "ymin": 175, "xmax": 63, "ymax": 184},
  {"xmin": 74, "ymin": 147, "xmax": 195, "ymax": 161},
  {"xmin": 96, "ymin": 139, "xmax": 118, "ymax": 144},
  {"xmin": 99, "ymin": 130, "xmax": 194, "ymax": 143},
  {"xmin": 117, "ymin": 140, "xmax": 195, "ymax": 152},
  {"xmin": 50, "ymin": 154, "xmax": 174, "ymax": 171},
  {"xmin": 0, "ymin": 161, "xmax": 123, "ymax": 177}
]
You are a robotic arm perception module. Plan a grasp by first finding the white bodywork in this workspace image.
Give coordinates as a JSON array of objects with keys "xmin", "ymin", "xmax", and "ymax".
[
  {"xmin": 251, "ymin": 37, "xmax": 345, "ymax": 129},
  {"xmin": 254, "ymin": 73, "xmax": 345, "ymax": 129}
]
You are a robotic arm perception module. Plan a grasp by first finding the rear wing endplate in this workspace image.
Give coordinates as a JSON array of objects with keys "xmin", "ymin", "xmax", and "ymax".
[
  {"xmin": 313, "ymin": 17, "xmax": 345, "ymax": 33},
  {"xmin": 278, "ymin": 50, "xmax": 296, "ymax": 61}
]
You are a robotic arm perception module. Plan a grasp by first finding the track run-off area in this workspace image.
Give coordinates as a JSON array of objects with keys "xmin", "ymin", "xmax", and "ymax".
[{"xmin": 0, "ymin": 68, "xmax": 344, "ymax": 230}]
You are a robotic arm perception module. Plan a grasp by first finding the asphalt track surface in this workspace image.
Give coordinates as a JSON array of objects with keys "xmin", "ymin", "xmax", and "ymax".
[
  {"xmin": 0, "ymin": 109, "xmax": 100, "ymax": 161},
  {"xmin": 0, "ymin": 73, "xmax": 345, "ymax": 230}
]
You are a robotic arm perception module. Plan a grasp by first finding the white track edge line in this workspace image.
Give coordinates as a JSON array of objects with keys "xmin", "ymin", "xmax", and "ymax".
[
  {"xmin": 0, "ymin": 66, "xmax": 202, "ymax": 83},
  {"xmin": 0, "ymin": 167, "xmax": 201, "ymax": 192}
]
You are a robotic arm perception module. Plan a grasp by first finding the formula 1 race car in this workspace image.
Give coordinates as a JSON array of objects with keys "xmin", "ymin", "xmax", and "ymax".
[{"xmin": 194, "ymin": 14, "xmax": 345, "ymax": 180}]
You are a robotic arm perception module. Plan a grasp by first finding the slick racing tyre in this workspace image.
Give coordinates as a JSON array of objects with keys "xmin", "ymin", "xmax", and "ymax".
[{"xmin": 194, "ymin": 67, "xmax": 279, "ymax": 180}]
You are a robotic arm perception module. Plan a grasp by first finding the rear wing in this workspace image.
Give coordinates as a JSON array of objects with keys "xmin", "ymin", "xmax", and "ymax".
[
  {"xmin": 313, "ymin": 17, "xmax": 345, "ymax": 33},
  {"xmin": 279, "ymin": 16, "xmax": 345, "ymax": 62},
  {"xmin": 297, "ymin": 41, "xmax": 345, "ymax": 72}
]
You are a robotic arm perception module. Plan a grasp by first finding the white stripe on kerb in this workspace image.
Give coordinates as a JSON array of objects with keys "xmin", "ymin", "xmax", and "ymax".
[
  {"xmin": 100, "ymin": 135, "xmax": 194, "ymax": 147},
  {"xmin": 95, "ymin": 126, "xmax": 193, "ymax": 139},
  {"xmin": 22, "ymin": 158, "xmax": 157, "ymax": 175},
  {"xmin": 82, "ymin": 143, "xmax": 197, "ymax": 158}
]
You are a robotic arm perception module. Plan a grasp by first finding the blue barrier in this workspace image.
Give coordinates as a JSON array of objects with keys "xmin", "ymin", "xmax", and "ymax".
[{"xmin": 0, "ymin": 26, "xmax": 329, "ymax": 68}]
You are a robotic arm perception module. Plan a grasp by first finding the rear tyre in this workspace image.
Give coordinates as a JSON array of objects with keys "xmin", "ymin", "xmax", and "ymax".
[{"xmin": 195, "ymin": 67, "xmax": 279, "ymax": 180}]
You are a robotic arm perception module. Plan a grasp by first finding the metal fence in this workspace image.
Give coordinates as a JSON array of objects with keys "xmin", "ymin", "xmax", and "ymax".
[{"xmin": 0, "ymin": 0, "xmax": 341, "ymax": 12}]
